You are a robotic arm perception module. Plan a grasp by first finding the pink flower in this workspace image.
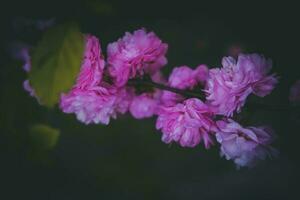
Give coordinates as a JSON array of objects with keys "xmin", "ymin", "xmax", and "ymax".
[
  {"xmin": 161, "ymin": 66, "xmax": 195, "ymax": 105},
  {"xmin": 107, "ymin": 28, "xmax": 168, "ymax": 86},
  {"xmin": 60, "ymin": 35, "xmax": 132, "ymax": 124},
  {"xmin": 216, "ymin": 119, "xmax": 277, "ymax": 168},
  {"xmin": 206, "ymin": 54, "xmax": 278, "ymax": 116},
  {"xmin": 156, "ymin": 98, "xmax": 216, "ymax": 148},
  {"xmin": 289, "ymin": 80, "xmax": 300, "ymax": 102},
  {"xmin": 150, "ymin": 70, "xmax": 167, "ymax": 85},
  {"xmin": 75, "ymin": 35, "xmax": 105, "ymax": 89},
  {"xmin": 161, "ymin": 65, "xmax": 208, "ymax": 106},
  {"xmin": 129, "ymin": 92, "xmax": 160, "ymax": 119},
  {"xmin": 60, "ymin": 84, "xmax": 131, "ymax": 125},
  {"xmin": 129, "ymin": 71, "xmax": 165, "ymax": 119},
  {"xmin": 167, "ymin": 66, "xmax": 199, "ymax": 89},
  {"xmin": 194, "ymin": 64, "xmax": 209, "ymax": 84}
]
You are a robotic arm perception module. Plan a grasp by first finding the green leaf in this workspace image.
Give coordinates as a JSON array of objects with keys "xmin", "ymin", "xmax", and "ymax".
[
  {"xmin": 29, "ymin": 22, "xmax": 85, "ymax": 107},
  {"xmin": 29, "ymin": 124, "xmax": 60, "ymax": 150}
]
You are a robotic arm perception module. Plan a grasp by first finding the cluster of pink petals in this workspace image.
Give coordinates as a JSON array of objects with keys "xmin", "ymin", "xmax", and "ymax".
[
  {"xmin": 289, "ymin": 80, "xmax": 300, "ymax": 102},
  {"xmin": 17, "ymin": 26, "xmax": 281, "ymax": 168},
  {"xmin": 75, "ymin": 34, "xmax": 105, "ymax": 89},
  {"xmin": 60, "ymin": 84, "xmax": 131, "ymax": 124},
  {"xmin": 129, "ymin": 91, "xmax": 160, "ymax": 119},
  {"xmin": 107, "ymin": 28, "xmax": 168, "ymax": 87},
  {"xmin": 215, "ymin": 119, "xmax": 277, "ymax": 168},
  {"xmin": 206, "ymin": 54, "xmax": 278, "ymax": 116},
  {"xmin": 161, "ymin": 65, "xmax": 208, "ymax": 106},
  {"xmin": 129, "ymin": 73, "xmax": 165, "ymax": 119},
  {"xmin": 60, "ymin": 35, "xmax": 131, "ymax": 125},
  {"xmin": 156, "ymin": 98, "xmax": 216, "ymax": 148},
  {"xmin": 60, "ymin": 30, "xmax": 169, "ymax": 124}
]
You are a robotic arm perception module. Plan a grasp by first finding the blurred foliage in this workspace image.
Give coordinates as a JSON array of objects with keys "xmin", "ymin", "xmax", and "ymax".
[
  {"xmin": 29, "ymin": 22, "xmax": 84, "ymax": 107},
  {"xmin": 29, "ymin": 124, "xmax": 60, "ymax": 150}
]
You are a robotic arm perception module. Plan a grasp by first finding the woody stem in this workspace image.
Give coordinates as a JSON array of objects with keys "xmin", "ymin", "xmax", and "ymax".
[{"xmin": 128, "ymin": 78, "xmax": 298, "ymax": 113}]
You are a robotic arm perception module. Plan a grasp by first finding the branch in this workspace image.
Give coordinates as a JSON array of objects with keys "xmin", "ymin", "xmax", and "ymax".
[
  {"xmin": 128, "ymin": 78, "xmax": 299, "ymax": 113},
  {"xmin": 128, "ymin": 78, "xmax": 205, "ymax": 100}
]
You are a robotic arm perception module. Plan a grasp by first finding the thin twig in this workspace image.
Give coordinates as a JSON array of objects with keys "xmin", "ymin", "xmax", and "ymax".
[
  {"xmin": 128, "ymin": 79, "xmax": 205, "ymax": 99},
  {"xmin": 128, "ymin": 78, "xmax": 298, "ymax": 112}
]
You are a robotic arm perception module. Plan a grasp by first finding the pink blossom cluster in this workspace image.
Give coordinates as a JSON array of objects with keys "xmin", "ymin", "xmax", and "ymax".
[
  {"xmin": 216, "ymin": 119, "xmax": 278, "ymax": 168},
  {"xmin": 60, "ymin": 30, "xmax": 168, "ymax": 123},
  {"xmin": 60, "ymin": 35, "xmax": 132, "ymax": 124},
  {"xmin": 205, "ymin": 54, "xmax": 278, "ymax": 116},
  {"xmin": 107, "ymin": 29, "xmax": 168, "ymax": 87},
  {"xmin": 156, "ymin": 98, "xmax": 216, "ymax": 148},
  {"xmin": 20, "ymin": 28, "xmax": 281, "ymax": 168},
  {"xmin": 161, "ymin": 65, "xmax": 208, "ymax": 106}
]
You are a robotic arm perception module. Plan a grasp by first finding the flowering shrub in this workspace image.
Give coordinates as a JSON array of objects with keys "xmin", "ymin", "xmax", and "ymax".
[{"xmin": 18, "ymin": 25, "xmax": 290, "ymax": 168}]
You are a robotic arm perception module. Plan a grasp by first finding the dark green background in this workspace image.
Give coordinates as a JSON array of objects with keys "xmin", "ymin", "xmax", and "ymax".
[{"xmin": 0, "ymin": 0, "xmax": 299, "ymax": 199}]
